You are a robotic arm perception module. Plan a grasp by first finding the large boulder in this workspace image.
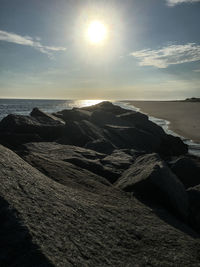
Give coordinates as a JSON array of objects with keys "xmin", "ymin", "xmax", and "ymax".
[
  {"xmin": 169, "ymin": 156, "xmax": 200, "ymax": 189},
  {"xmin": 58, "ymin": 120, "xmax": 104, "ymax": 146},
  {"xmin": 104, "ymin": 125, "xmax": 162, "ymax": 152},
  {"xmin": 0, "ymin": 144, "xmax": 200, "ymax": 266},
  {"xmin": 0, "ymin": 111, "xmax": 65, "ymax": 142},
  {"xmin": 115, "ymin": 153, "xmax": 189, "ymax": 219},
  {"xmin": 30, "ymin": 107, "xmax": 65, "ymax": 124}
]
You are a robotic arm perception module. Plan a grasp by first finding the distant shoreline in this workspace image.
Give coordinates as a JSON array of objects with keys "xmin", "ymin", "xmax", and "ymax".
[{"xmin": 127, "ymin": 101, "xmax": 200, "ymax": 143}]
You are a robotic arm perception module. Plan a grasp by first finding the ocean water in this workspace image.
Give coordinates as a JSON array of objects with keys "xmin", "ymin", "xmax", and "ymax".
[
  {"xmin": 0, "ymin": 99, "xmax": 103, "ymax": 121},
  {"xmin": 0, "ymin": 98, "xmax": 199, "ymax": 157}
]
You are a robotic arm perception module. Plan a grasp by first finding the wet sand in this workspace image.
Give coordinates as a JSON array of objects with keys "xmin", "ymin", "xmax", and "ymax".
[{"xmin": 127, "ymin": 101, "xmax": 200, "ymax": 143}]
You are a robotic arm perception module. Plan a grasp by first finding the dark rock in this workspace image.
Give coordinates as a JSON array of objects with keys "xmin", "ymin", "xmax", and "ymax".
[
  {"xmin": 169, "ymin": 156, "xmax": 200, "ymax": 188},
  {"xmin": 0, "ymin": 113, "xmax": 65, "ymax": 141},
  {"xmin": 58, "ymin": 120, "xmax": 103, "ymax": 146},
  {"xmin": 115, "ymin": 153, "xmax": 189, "ymax": 219},
  {"xmin": 53, "ymin": 108, "xmax": 91, "ymax": 122},
  {"xmin": 104, "ymin": 125, "xmax": 161, "ymax": 152},
  {"xmin": 83, "ymin": 101, "xmax": 126, "ymax": 115},
  {"xmin": 0, "ymin": 132, "xmax": 42, "ymax": 148},
  {"xmin": 31, "ymin": 107, "xmax": 65, "ymax": 124},
  {"xmin": 0, "ymin": 102, "xmax": 188, "ymax": 158},
  {"xmin": 187, "ymin": 185, "xmax": 200, "ymax": 233},
  {"xmin": 22, "ymin": 142, "xmax": 125, "ymax": 184},
  {"xmin": 0, "ymin": 144, "xmax": 200, "ymax": 266},
  {"xmin": 117, "ymin": 111, "xmax": 148, "ymax": 123},
  {"xmin": 159, "ymin": 134, "xmax": 188, "ymax": 156},
  {"xmin": 85, "ymin": 138, "xmax": 116, "ymax": 154},
  {"xmin": 90, "ymin": 110, "xmax": 124, "ymax": 126}
]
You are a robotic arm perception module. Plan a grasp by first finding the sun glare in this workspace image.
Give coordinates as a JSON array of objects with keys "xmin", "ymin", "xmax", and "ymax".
[{"xmin": 87, "ymin": 21, "xmax": 107, "ymax": 44}]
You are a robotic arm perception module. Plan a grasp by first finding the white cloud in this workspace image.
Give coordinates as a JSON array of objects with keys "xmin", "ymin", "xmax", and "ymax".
[
  {"xmin": 166, "ymin": 0, "xmax": 200, "ymax": 6},
  {"xmin": 193, "ymin": 69, "xmax": 200, "ymax": 72},
  {"xmin": 130, "ymin": 43, "xmax": 200, "ymax": 68},
  {"xmin": 0, "ymin": 30, "xmax": 66, "ymax": 56}
]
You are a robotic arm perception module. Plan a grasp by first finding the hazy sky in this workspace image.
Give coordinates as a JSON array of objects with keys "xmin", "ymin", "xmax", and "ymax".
[{"xmin": 0, "ymin": 0, "xmax": 200, "ymax": 100}]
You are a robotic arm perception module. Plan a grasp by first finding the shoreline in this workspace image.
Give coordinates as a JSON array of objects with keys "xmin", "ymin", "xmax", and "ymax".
[{"xmin": 126, "ymin": 101, "xmax": 200, "ymax": 144}]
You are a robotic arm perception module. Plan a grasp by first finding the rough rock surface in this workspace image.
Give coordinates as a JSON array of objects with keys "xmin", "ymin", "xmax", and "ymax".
[
  {"xmin": 0, "ymin": 144, "xmax": 200, "ymax": 266},
  {"xmin": 21, "ymin": 142, "xmax": 134, "ymax": 184},
  {"xmin": 0, "ymin": 110, "xmax": 65, "ymax": 146},
  {"xmin": 0, "ymin": 101, "xmax": 198, "ymax": 266},
  {"xmin": 115, "ymin": 153, "xmax": 189, "ymax": 219}
]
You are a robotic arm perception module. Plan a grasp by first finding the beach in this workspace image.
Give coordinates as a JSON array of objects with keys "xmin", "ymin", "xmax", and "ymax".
[{"xmin": 127, "ymin": 101, "xmax": 200, "ymax": 143}]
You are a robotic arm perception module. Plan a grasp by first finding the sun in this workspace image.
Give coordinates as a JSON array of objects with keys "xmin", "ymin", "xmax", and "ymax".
[{"xmin": 87, "ymin": 21, "xmax": 107, "ymax": 44}]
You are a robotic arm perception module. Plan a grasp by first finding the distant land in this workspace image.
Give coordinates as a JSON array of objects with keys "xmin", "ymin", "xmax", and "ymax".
[{"xmin": 183, "ymin": 97, "xmax": 200, "ymax": 102}]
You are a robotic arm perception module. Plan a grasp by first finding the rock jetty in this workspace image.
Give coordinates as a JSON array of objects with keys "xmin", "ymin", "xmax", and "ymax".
[{"xmin": 0, "ymin": 101, "xmax": 200, "ymax": 266}]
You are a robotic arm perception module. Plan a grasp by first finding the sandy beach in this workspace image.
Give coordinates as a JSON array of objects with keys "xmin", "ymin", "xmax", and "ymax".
[{"xmin": 127, "ymin": 101, "xmax": 200, "ymax": 143}]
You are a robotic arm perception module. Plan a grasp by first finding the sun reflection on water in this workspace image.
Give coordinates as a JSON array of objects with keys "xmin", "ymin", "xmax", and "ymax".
[{"xmin": 69, "ymin": 100, "xmax": 103, "ymax": 108}]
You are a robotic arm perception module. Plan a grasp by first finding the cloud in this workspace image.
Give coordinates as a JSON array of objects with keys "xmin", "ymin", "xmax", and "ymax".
[
  {"xmin": 130, "ymin": 43, "xmax": 200, "ymax": 68},
  {"xmin": 193, "ymin": 69, "xmax": 200, "ymax": 72},
  {"xmin": 166, "ymin": 0, "xmax": 200, "ymax": 6},
  {"xmin": 0, "ymin": 30, "xmax": 66, "ymax": 56}
]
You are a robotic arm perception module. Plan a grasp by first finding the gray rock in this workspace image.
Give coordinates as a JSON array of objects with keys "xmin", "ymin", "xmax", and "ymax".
[
  {"xmin": 0, "ymin": 112, "xmax": 65, "ymax": 141},
  {"xmin": 115, "ymin": 153, "xmax": 189, "ymax": 219},
  {"xmin": 22, "ymin": 142, "xmax": 127, "ymax": 184},
  {"xmin": 0, "ymin": 144, "xmax": 200, "ymax": 266}
]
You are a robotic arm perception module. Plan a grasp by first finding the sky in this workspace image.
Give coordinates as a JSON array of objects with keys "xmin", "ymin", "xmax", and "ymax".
[{"xmin": 0, "ymin": 0, "xmax": 200, "ymax": 100}]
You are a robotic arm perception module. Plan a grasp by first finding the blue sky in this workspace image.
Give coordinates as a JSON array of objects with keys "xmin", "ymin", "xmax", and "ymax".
[{"xmin": 0, "ymin": 0, "xmax": 199, "ymax": 100}]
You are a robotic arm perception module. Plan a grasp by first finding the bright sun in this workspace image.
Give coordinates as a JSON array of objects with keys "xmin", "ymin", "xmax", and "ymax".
[{"xmin": 87, "ymin": 21, "xmax": 107, "ymax": 44}]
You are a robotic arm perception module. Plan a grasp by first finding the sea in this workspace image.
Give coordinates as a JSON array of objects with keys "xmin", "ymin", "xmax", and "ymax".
[{"xmin": 0, "ymin": 98, "xmax": 199, "ymax": 157}]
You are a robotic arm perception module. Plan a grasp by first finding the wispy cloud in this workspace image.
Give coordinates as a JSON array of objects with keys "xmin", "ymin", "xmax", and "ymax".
[
  {"xmin": 166, "ymin": 0, "xmax": 200, "ymax": 6},
  {"xmin": 130, "ymin": 43, "xmax": 200, "ymax": 68},
  {"xmin": 193, "ymin": 69, "xmax": 200, "ymax": 72},
  {"xmin": 0, "ymin": 30, "xmax": 66, "ymax": 56}
]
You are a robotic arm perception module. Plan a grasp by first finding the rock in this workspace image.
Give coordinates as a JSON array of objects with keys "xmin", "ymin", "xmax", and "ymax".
[
  {"xmin": 187, "ymin": 185, "xmax": 200, "ymax": 233},
  {"xmin": 104, "ymin": 125, "xmax": 161, "ymax": 152},
  {"xmin": 83, "ymin": 101, "xmax": 126, "ymax": 115},
  {"xmin": 21, "ymin": 142, "xmax": 126, "ymax": 184},
  {"xmin": 169, "ymin": 156, "xmax": 200, "ymax": 188},
  {"xmin": 100, "ymin": 149, "xmax": 134, "ymax": 170},
  {"xmin": 0, "ymin": 113, "xmax": 65, "ymax": 141},
  {"xmin": 90, "ymin": 110, "xmax": 124, "ymax": 126},
  {"xmin": 115, "ymin": 153, "xmax": 189, "ymax": 219},
  {"xmin": 85, "ymin": 138, "xmax": 116, "ymax": 154},
  {"xmin": 0, "ymin": 144, "xmax": 200, "ymax": 266},
  {"xmin": 0, "ymin": 102, "xmax": 188, "ymax": 158},
  {"xmin": 58, "ymin": 120, "xmax": 104, "ymax": 146},
  {"xmin": 117, "ymin": 111, "xmax": 148, "ymax": 124},
  {"xmin": 53, "ymin": 108, "xmax": 91, "ymax": 122},
  {"xmin": 0, "ymin": 132, "xmax": 42, "ymax": 149},
  {"xmin": 30, "ymin": 107, "xmax": 65, "ymax": 124},
  {"xmin": 159, "ymin": 134, "xmax": 188, "ymax": 156}
]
